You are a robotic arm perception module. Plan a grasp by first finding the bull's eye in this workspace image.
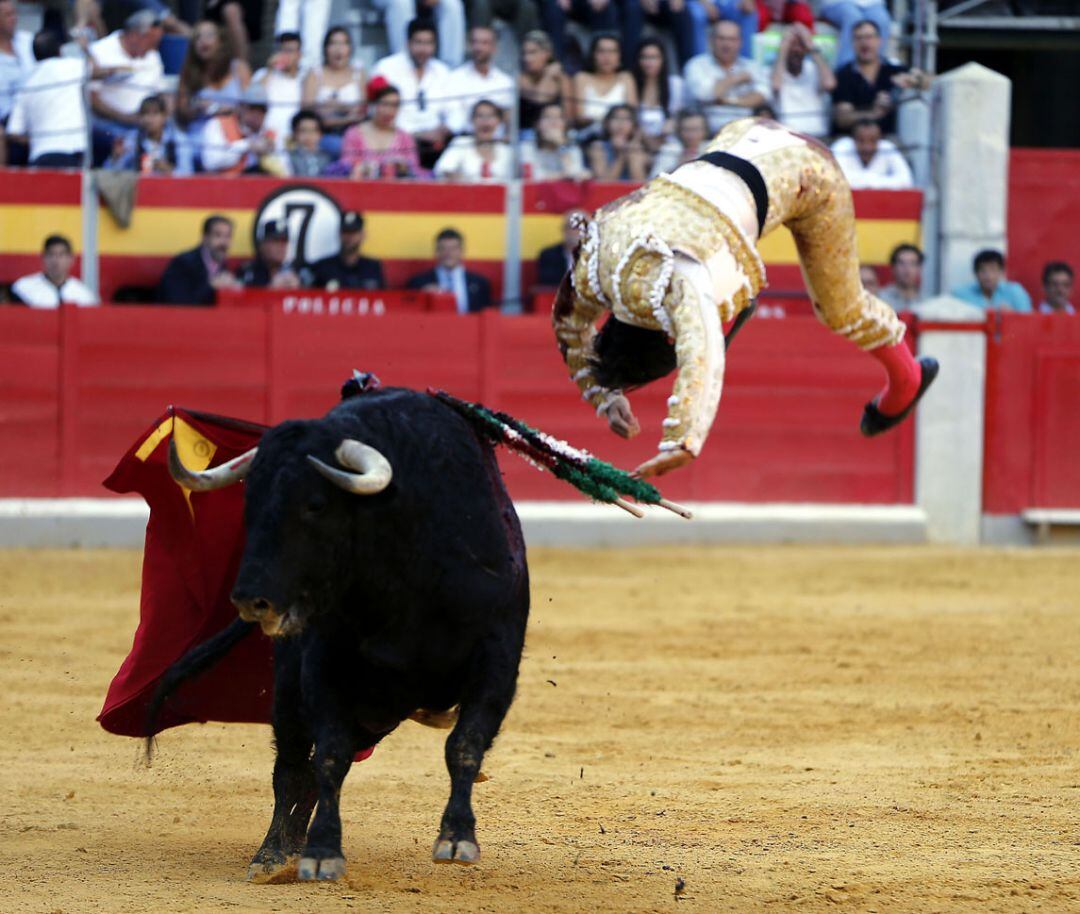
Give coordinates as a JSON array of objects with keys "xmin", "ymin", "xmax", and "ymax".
[{"xmin": 302, "ymin": 497, "xmax": 327, "ymax": 520}]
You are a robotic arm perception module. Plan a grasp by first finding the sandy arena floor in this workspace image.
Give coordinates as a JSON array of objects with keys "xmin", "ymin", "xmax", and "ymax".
[{"xmin": 2, "ymin": 546, "xmax": 1078, "ymax": 913}]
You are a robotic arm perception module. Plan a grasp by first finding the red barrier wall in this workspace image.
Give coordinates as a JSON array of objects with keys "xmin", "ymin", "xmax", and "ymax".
[
  {"xmin": 983, "ymin": 313, "xmax": 1080, "ymax": 513},
  {"xmin": 1008, "ymin": 149, "xmax": 1080, "ymax": 303},
  {"xmin": 0, "ymin": 307, "xmax": 914, "ymax": 504}
]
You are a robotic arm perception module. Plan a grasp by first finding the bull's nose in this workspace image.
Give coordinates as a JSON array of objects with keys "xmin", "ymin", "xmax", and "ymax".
[{"xmin": 232, "ymin": 592, "xmax": 276, "ymax": 621}]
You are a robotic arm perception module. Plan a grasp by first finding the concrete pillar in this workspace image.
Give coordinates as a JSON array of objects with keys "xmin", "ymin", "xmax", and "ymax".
[
  {"xmin": 935, "ymin": 63, "xmax": 1011, "ymax": 294},
  {"xmin": 913, "ymin": 296, "xmax": 987, "ymax": 545}
]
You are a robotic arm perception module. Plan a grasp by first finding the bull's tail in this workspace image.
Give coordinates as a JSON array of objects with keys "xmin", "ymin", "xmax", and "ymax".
[{"xmin": 143, "ymin": 617, "xmax": 256, "ymax": 764}]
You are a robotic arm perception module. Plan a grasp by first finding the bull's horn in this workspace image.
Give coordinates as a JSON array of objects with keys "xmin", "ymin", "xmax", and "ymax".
[
  {"xmin": 306, "ymin": 439, "xmax": 392, "ymax": 495},
  {"xmin": 168, "ymin": 440, "xmax": 257, "ymax": 491}
]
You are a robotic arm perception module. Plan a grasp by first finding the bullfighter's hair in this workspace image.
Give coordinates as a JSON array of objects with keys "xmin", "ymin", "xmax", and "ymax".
[{"xmin": 589, "ymin": 316, "xmax": 677, "ymax": 392}]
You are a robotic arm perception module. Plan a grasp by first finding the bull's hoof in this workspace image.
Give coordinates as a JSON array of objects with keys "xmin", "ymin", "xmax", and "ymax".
[
  {"xmin": 297, "ymin": 855, "xmax": 346, "ymax": 881},
  {"xmin": 432, "ymin": 838, "xmax": 480, "ymax": 865},
  {"xmin": 247, "ymin": 857, "xmax": 298, "ymax": 884}
]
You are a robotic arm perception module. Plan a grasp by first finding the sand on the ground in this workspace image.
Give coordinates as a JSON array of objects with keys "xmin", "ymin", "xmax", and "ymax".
[{"xmin": 1, "ymin": 546, "xmax": 1078, "ymax": 914}]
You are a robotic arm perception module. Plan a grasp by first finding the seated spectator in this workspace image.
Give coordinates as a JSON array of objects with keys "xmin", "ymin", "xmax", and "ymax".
[
  {"xmin": 273, "ymin": 0, "xmax": 329, "ymax": 70},
  {"xmin": 301, "ymin": 26, "xmax": 364, "ymax": 158},
  {"xmin": 88, "ymin": 9, "xmax": 165, "ymax": 165},
  {"xmin": 707, "ymin": 0, "xmax": 813, "ymax": 60},
  {"xmin": 879, "ymin": 243, "xmax": 924, "ymax": 312},
  {"xmin": 569, "ymin": 33, "xmax": 637, "ymax": 135},
  {"xmin": 585, "ymin": 103, "xmax": 649, "ymax": 182},
  {"xmin": 406, "ymin": 227, "xmax": 493, "ymax": 313},
  {"xmin": 175, "ymin": 19, "xmax": 250, "ymax": 174},
  {"xmin": 859, "ymin": 263, "xmax": 879, "ymax": 296},
  {"xmin": 538, "ymin": 0, "xmax": 619, "ymax": 65},
  {"xmin": 308, "ymin": 210, "xmax": 384, "ymax": 291},
  {"xmin": 253, "ymin": 31, "xmax": 303, "ymax": 152},
  {"xmin": 201, "ymin": 82, "xmax": 283, "ymax": 175},
  {"xmin": 372, "ymin": 0, "xmax": 465, "ymax": 67},
  {"xmin": 6, "ymin": 30, "xmax": 91, "ymax": 167},
  {"xmin": 951, "ymin": 249, "xmax": 1032, "ymax": 313},
  {"xmin": 335, "ymin": 79, "xmax": 422, "ymax": 180},
  {"xmin": 444, "ymin": 25, "xmax": 514, "ymax": 135},
  {"xmin": 105, "ymin": 93, "xmax": 178, "ymax": 173},
  {"xmin": 239, "ymin": 218, "xmax": 300, "ymax": 289},
  {"xmin": 10, "ymin": 234, "xmax": 98, "ymax": 307},
  {"xmin": 633, "ymin": 38, "xmax": 686, "ymax": 153},
  {"xmin": 831, "ymin": 119, "xmax": 913, "ymax": 189},
  {"xmin": 819, "ymin": 0, "xmax": 891, "ymax": 68},
  {"xmin": 157, "ymin": 214, "xmax": 240, "ymax": 306},
  {"xmin": 627, "ymin": 0, "xmax": 707, "ymax": 70},
  {"xmin": 519, "ymin": 103, "xmax": 588, "ymax": 180},
  {"xmin": 771, "ymin": 22, "xmax": 834, "ymax": 138},
  {"xmin": 287, "ymin": 109, "xmax": 331, "ymax": 177},
  {"xmin": 517, "ymin": 29, "xmax": 567, "ymax": 135},
  {"xmin": 0, "ymin": 0, "xmax": 34, "ymax": 166},
  {"xmin": 684, "ymin": 20, "xmax": 768, "ymax": 133},
  {"xmin": 1039, "ymin": 261, "xmax": 1075, "ymax": 314},
  {"xmin": 372, "ymin": 19, "xmax": 452, "ymax": 170},
  {"xmin": 433, "ymin": 99, "xmax": 513, "ymax": 181},
  {"xmin": 831, "ymin": 20, "xmax": 928, "ymax": 136},
  {"xmin": 536, "ymin": 208, "xmax": 586, "ymax": 287},
  {"xmin": 650, "ymin": 108, "xmax": 709, "ymax": 176}
]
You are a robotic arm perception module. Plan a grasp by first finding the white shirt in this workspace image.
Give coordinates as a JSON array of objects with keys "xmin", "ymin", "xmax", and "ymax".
[
  {"xmin": 7, "ymin": 57, "xmax": 89, "ymax": 160},
  {"xmin": 89, "ymin": 30, "xmax": 164, "ymax": 118},
  {"xmin": 776, "ymin": 57, "xmax": 829, "ymax": 138},
  {"xmin": 443, "ymin": 61, "xmax": 514, "ymax": 134},
  {"xmin": 683, "ymin": 54, "xmax": 769, "ymax": 133},
  {"xmin": 372, "ymin": 51, "xmax": 451, "ymax": 135},
  {"xmin": 199, "ymin": 115, "xmax": 282, "ymax": 173},
  {"xmin": 433, "ymin": 135, "xmax": 513, "ymax": 181},
  {"xmin": 0, "ymin": 30, "xmax": 34, "ymax": 120},
  {"xmin": 12, "ymin": 271, "xmax": 98, "ymax": 307},
  {"xmin": 638, "ymin": 74, "xmax": 686, "ymax": 140},
  {"xmin": 254, "ymin": 66, "xmax": 303, "ymax": 151},
  {"xmin": 831, "ymin": 135, "xmax": 914, "ymax": 189}
]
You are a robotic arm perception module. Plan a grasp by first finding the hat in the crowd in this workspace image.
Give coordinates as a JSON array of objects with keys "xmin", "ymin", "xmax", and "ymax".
[
  {"xmin": 365, "ymin": 75, "xmax": 393, "ymax": 104},
  {"xmin": 260, "ymin": 218, "xmax": 288, "ymax": 241},
  {"xmin": 241, "ymin": 83, "xmax": 269, "ymax": 108},
  {"xmin": 340, "ymin": 210, "xmax": 365, "ymax": 233},
  {"xmin": 124, "ymin": 9, "xmax": 163, "ymax": 30}
]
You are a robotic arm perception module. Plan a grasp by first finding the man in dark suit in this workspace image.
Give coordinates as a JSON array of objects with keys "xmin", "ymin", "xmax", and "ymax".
[
  {"xmin": 157, "ymin": 214, "xmax": 241, "ymax": 306},
  {"xmin": 308, "ymin": 210, "xmax": 385, "ymax": 290},
  {"xmin": 536, "ymin": 208, "xmax": 587, "ymax": 287},
  {"xmin": 406, "ymin": 227, "xmax": 494, "ymax": 313}
]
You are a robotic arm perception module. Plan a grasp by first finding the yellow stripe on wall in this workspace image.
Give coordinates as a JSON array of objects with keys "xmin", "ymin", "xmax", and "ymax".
[
  {"xmin": 0, "ymin": 205, "xmax": 83, "ymax": 254},
  {"xmin": 522, "ymin": 215, "xmax": 921, "ymax": 265},
  {"xmin": 95, "ymin": 208, "xmax": 508, "ymax": 260}
]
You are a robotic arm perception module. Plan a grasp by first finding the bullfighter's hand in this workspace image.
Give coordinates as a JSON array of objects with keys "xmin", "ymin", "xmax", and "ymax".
[
  {"xmin": 604, "ymin": 395, "xmax": 640, "ymax": 439},
  {"xmin": 634, "ymin": 447, "xmax": 693, "ymax": 479}
]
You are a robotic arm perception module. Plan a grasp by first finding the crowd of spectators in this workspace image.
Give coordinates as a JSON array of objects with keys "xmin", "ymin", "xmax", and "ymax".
[{"xmin": 0, "ymin": 0, "xmax": 931, "ymax": 184}]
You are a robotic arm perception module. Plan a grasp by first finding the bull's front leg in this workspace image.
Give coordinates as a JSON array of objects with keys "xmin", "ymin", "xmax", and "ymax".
[
  {"xmin": 249, "ymin": 643, "xmax": 317, "ymax": 883},
  {"xmin": 434, "ymin": 630, "xmax": 523, "ymax": 865},
  {"xmin": 296, "ymin": 721, "xmax": 356, "ymax": 882}
]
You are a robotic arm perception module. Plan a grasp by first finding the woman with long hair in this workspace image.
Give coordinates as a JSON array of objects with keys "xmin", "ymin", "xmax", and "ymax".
[
  {"xmin": 585, "ymin": 103, "xmax": 649, "ymax": 182},
  {"xmin": 570, "ymin": 33, "xmax": 637, "ymax": 134},
  {"xmin": 631, "ymin": 38, "xmax": 686, "ymax": 153},
  {"xmin": 176, "ymin": 20, "xmax": 251, "ymax": 172},
  {"xmin": 335, "ymin": 78, "xmax": 422, "ymax": 180},
  {"xmin": 520, "ymin": 103, "xmax": 589, "ymax": 180},
  {"xmin": 301, "ymin": 26, "xmax": 365, "ymax": 157},
  {"xmin": 433, "ymin": 99, "xmax": 514, "ymax": 182},
  {"xmin": 517, "ymin": 30, "xmax": 568, "ymax": 134}
]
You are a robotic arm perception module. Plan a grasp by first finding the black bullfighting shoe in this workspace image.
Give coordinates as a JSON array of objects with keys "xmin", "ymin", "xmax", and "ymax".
[{"xmin": 860, "ymin": 357, "xmax": 940, "ymax": 437}]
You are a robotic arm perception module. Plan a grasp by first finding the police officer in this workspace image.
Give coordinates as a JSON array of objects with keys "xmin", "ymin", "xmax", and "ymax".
[
  {"xmin": 240, "ymin": 218, "xmax": 301, "ymax": 289},
  {"xmin": 308, "ymin": 210, "xmax": 385, "ymax": 291}
]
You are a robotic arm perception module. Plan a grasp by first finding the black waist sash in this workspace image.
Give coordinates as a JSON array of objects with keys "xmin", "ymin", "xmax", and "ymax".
[{"xmin": 693, "ymin": 150, "xmax": 769, "ymax": 239}]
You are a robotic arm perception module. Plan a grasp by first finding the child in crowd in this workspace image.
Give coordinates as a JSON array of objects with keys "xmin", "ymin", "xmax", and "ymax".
[
  {"xmin": 106, "ymin": 94, "xmax": 180, "ymax": 174},
  {"xmin": 287, "ymin": 109, "xmax": 331, "ymax": 176}
]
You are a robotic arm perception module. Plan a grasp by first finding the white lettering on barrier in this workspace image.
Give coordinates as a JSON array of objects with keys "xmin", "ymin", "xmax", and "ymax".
[{"xmin": 273, "ymin": 294, "xmax": 395, "ymax": 316}]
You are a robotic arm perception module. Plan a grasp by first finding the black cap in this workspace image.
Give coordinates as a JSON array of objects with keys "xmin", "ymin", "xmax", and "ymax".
[
  {"xmin": 340, "ymin": 210, "xmax": 364, "ymax": 233},
  {"xmin": 260, "ymin": 218, "xmax": 289, "ymax": 241}
]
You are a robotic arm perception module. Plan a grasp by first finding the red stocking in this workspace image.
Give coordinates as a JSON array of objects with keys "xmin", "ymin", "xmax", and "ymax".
[{"xmin": 868, "ymin": 341, "xmax": 921, "ymax": 416}]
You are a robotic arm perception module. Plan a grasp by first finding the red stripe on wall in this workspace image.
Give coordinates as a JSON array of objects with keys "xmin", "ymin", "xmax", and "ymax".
[
  {"xmin": 132, "ymin": 177, "xmax": 507, "ymax": 213},
  {"xmin": 0, "ymin": 169, "xmax": 81, "ymax": 205}
]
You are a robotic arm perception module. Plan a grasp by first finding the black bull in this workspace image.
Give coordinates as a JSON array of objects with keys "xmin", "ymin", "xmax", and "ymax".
[{"xmin": 148, "ymin": 388, "xmax": 530, "ymax": 882}]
